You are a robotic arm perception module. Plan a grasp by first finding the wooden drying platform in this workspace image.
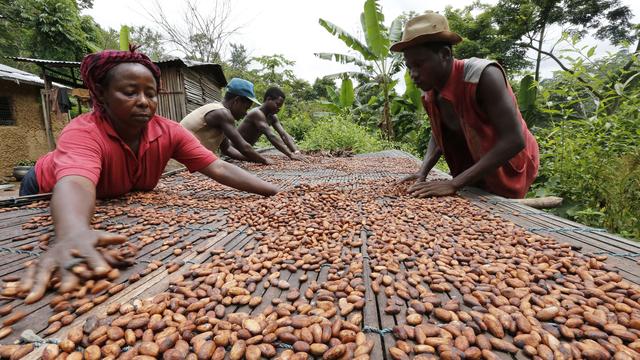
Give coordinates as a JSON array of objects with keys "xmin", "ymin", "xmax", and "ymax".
[{"xmin": 0, "ymin": 150, "xmax": 638, "ymax": 360}]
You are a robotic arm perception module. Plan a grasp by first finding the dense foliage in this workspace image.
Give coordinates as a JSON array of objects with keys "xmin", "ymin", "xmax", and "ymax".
[{"xmin": 530, "ymin": 42, "xmax": 640, "ymax": 239}]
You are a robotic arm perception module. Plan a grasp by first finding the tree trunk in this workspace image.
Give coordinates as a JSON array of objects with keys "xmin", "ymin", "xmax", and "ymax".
[
  {"xmin": 382, "ymin": 102, "xmax": 393, "ymax": 140},
  {"xmin": 534, "ymin": 22, "xmax": 546, "ymax": 82}
]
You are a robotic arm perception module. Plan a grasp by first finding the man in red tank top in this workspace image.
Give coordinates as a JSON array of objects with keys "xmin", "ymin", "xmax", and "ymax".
[{"xmin": 392, "ymin": 11, "xmax": 539, "ymax": 199}]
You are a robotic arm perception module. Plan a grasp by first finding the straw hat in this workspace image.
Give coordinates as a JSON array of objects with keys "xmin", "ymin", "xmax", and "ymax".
[{"xmin": 390, "ymin": 11, "xmax": 462, "ymax": 52}]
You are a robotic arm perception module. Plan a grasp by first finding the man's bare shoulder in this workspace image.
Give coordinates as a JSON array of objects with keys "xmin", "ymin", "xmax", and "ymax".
[
  {"xmin": 245, "ymin": 108, "xmax": 266, "ymax": 122},
  {"xmin": 205, "ymin": 107, "xmax": 234, "ymax": 126}
]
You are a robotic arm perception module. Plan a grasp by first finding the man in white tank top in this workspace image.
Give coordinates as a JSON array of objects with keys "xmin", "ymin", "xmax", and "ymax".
[{"xmin": 180, "ymin": 78, "xmax": 271, "ymax": 164}]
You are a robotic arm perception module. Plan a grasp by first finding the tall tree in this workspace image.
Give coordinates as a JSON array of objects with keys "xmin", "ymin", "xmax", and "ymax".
[
  {"xmin": 0, "ymin": 1, "xmax": 29, "ymax": 58},
  {"xmin": 92, "ymin": 27, "xmax": 118, "ymax": 51},
  {"xmin": 288, "ymin": 78, "xmax": 315, "ymax": 102},
  {"xmin": 493, "ymin": 0, "xmax": 636, "ymax": 81},
  {"xmin": 253, "ymin": 54, "xmax": 296, "ymax": 85},
  {"xmin": 75, "ymin": 0, "xmax": 93, "ymax": 10},
  {"xmin": 444, "ymin": 3, "xmax": 530, "ymax": 73},
  {"xmin": 224, "ymin": 43, "xmax": 251, "ymax": 79},
  {"xmin": 0, "ymin": 0, "xmax": 101, "ymax": 61},
  {"xmin": 228, "ymin": 43, "xmax": 251, "ymax": 72},
  {"xmin": 130, "ymin": 26, "xmax": 166, "ymax": 61},
  {"xmin": 144, "ymin": 0, "xmax": 240, "ymax": 63},
  {"xmin": 311, "ymin": 77, "xmax": 337, "ymax": 100},
  {"xmin": 77, "ymin": 25, "xmax": 166, "ymax": 60}
]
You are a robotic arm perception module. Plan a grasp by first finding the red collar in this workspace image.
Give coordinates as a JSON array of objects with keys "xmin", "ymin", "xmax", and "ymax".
[
  {"xmin": 98, "ymin": 113, "xmax": 163, "ymax": 142},
  {"xmin": 97, "ymin": 113, "xmax": 163, "ymax": 157},
  {"xmin": 436, "ymin": 59, "xmax": 463, "ymax": 102}
]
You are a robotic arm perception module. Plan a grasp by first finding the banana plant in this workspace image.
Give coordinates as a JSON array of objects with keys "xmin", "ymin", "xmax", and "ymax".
[
  {"xmin": 386, "ymin": 71, "xmax": 424, "ymax": 143},
  {"xmin": 403, "ymin": 70, "xmax": 422, "ymax": 111},
  {"xmin": 319, "ymin": 75, "xmax": 356, "ymax": 113},
  {"xmin": 518, "ymin": 74, "xmax": 537, "ymax": 121},
  {"xmin": 119, "ymin": 25, "xmax": 130, "ymax": 51},
  {"xmin": 316, "ymin": 0, "xmax": 404, "ymax": 139}
]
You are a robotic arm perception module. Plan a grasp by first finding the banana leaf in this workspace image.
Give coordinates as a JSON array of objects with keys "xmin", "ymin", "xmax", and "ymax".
[
  {"xmin": 388, "ymin": 17, "xmax": 403, "ymax": 43},
  {"xmin": 317, "ymin": 101, "xmax": 342, "ymax": 113},
  {"xmin": 361, "ymin": 0, "xmax": 389, "ymax": 58},
  {"xmin": 325, "ymin": 85, "xmax": 339, "ymax": 103},
  {"xmin": 322, "ymin": 71, "xmax": 369, "ymax": 81},
  {"xmin": 518, "ymin": 74, "xmax": 536, "ymax": 111},
  {"xmin": 404, "ymin": 70, "xmax": 422, "ymax": 110},
  {"xmin": 318, "ymin": 18, "xmax": 376, "ymax": 60},
  {"xmin": 339, "ymin": 76, "xmax": 355, "ymax": 108},
  {"xmin": 315, "ymin": 52, "xmax": 371, "ymax": 69}
]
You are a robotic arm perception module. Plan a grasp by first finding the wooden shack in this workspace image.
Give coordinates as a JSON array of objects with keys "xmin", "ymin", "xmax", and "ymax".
[
  {"xmin": 155, "ymin": 58, "xmax": 227, "ymax": 121},
  {"xmin": 0, "ymin": 63, "xmax": 66, "ymax": 178}
]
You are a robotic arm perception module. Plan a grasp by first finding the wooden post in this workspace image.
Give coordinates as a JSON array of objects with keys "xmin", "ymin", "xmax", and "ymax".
[
  {"xmin": 76, "ymin": 96, "xmax": 82, "ymax": 114},
  {"xmin": 40, "ymin": 69, "xmax": 55, "ymax": 150},
  {"xmin": 70, "ymin": 67, "xmax": 82, "ymax": 117}
]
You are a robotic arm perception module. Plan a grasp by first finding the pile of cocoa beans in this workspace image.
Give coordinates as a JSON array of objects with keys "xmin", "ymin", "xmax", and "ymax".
[
  {"xmin": 0, "ymin": 155, "xmax": 639, "ymax": 359},
  {"xmin": 240, "ymin": 154, "xmax": 419, "ymax": 175}
]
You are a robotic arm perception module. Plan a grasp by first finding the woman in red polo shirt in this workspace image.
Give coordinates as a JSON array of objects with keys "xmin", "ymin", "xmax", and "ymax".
[{"xmin": 19, "ymin": 48, "xmax": 279, "ymax": 303}]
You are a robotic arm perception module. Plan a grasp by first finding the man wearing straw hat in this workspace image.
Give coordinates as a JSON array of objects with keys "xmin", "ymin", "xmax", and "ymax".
[{"xmin": 394, "ymin": 11, "xmax": 539, "ymax": 199}]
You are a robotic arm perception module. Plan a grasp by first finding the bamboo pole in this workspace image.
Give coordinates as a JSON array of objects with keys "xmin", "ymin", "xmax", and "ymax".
[
  {"xmin": 40, "ymin": 89, "xmax": 54, "ymax": 151},
  {"xmin": 513, "ymin": 196, "xmax": 563, "ymax": 209}
]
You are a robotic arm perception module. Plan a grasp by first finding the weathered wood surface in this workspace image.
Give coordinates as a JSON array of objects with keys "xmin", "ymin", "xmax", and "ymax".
[{"xmin": 0, "ymin": 149, "xmax": 636, "ymax": 360}]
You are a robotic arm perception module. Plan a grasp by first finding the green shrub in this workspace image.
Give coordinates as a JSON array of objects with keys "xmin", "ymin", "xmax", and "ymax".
[
  {"xmin": 300, "ymin": 115, "xmax": 380, "ymax": 153},
  {"xmin": 599, "ymin": 151, "xmax": 640, "ymax": 238},
  {"xmin": 281, "ymin": 112, "xmax": 315, "ymax": 141},
  {"xmin": 532, "ymin": 115, "xmax": 640, "ymax": 239},
  {"xmin": 16, "ymin": 160, "xmax": 36, "ymax": 166},
  {"xmin": 300, "ymin": 114, "xmax": 411, "ymax": 154},
  {"xmin": 530, "ymin": 48, "xmax": 640, "ymax": 240}
]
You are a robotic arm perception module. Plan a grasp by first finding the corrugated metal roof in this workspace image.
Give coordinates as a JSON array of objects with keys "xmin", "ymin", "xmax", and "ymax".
[
  {"xmin": 157, "ymin": 57, "xmax": 227, "ymax": 86},
  {"xmin": 4, "ymin": 56, "xmax": 226, "ymax": 87},
  {"xmin": 0, "ymin": 63, "xmax": 46, "ymax": 87},
  {"xmin": 8, "ymin": 56, "xmax": 221, "ymax": 70},
  {"xmin": 0, "ymin": 63, "xmax": 68, "ymax": 88},
  {"xmin": 6, "ymin": 56, "xmax": 81, "ymax": 67},
  {"xmin": 157, "ymin": 57, "xmax": 209, "ymax": 67}
]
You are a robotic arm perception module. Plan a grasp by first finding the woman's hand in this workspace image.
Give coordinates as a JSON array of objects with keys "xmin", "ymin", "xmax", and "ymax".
[{"xmin": 21, "ymin": 230, "xmax": 126, "ymax": 304}]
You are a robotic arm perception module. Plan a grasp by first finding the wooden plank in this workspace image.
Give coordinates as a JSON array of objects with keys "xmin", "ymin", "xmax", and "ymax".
[
  {"xmin": 251, "ymin": 269, "xmax": 294, "ymax": 316},
  {"xmin": 0, "ymin": 211, "xmax": 224, "ymax": 339},
  {"xmin": 483, "ymin": 193, "xmax": 640, "ymax": 252},
  {"xmin": 0, "ymin": 225, "xmax": 52, "ymax": 244},
  {"xmin": 366, "ymin": 235, "xmax": 398, "ymax": 359},
  {"xmin": 360, "ymin": 229, "xmax": 386, "ymax": 360},
  {"xmin": 0, "ymin": 209, "xmax": 45, "ymax": 221},
  {"xmin": 463, "ymin": 188, "xmax": 640, "ymax": 253}
]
